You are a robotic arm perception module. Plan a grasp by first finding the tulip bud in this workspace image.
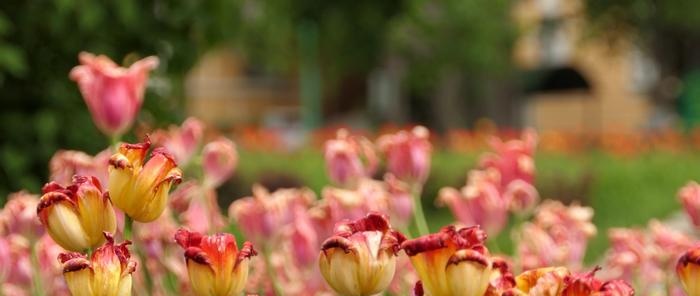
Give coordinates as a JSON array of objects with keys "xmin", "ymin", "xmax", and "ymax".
[
  {"xmin": 324, "ymin": 129, "xmax": 377, "ymax": 187},
  {"xmin": 318, "ymin": 213, "xmax": 405, "ymax": 296},
  {"xmin": 377, "ymin": 126, "xmax": 432, "ymax": 184},
  {"xmin": 37, "ymin": 176, "xmax": 117, "ymax": 251},
  {"xmin": 678, "ymin": 246, "xmax": 700, "ymax": 296},
  {"xmin": 202, "ymin": 138, "xmax": 238, "ymax": 188},
  {"xmin": 175, "ymin": 229, "xmax": 257, "ymax": 296},
  {"xmin": 69, "ymin": 52, "xmax": 159, "ymax": 136},
  {"xmin": 108, "ymin": 140, "xmax": 182, "ymax": 222},
  {"xmin": 679, "ymin": 181, "xmax": 700, "ymax": 228},
  {"xmin": 58, "ymin": 233, "xmax": 136, "ymax": 296},
  {"xmin": 401, "ymin": 225, "xmax": 492, "ymax": 296}
]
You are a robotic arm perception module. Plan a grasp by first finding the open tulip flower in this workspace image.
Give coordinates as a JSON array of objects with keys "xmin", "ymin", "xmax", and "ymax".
[
  {"xmin": 69, "ymin": 52, "xmax": 159, "ymax": 137},
  {"xmin": 323, "ymin": 129, "xmax": 377, "ymax": 187},
  {"xmin": 174, "ymin": 228, "xmax": 257, "ymax": 296},
  {"xmin": 377, "ymin": 126, "xmax": 432, "ymax": 185},
  {"xmin": 108, "ymin": 139, "xmax": 182, "ymax": 222},
  {"xmin": 58, "ymin": 233, "xmax": 136, "ymax": 296},
  {"xmin": 401, "ymin": 225, "xmax": 493, "ymax": 296},
  {"xmin": 505, "ymin": 267, "xmax": 634, "ymax": 296},
  {"xmin": 37, "ymin": 175, "xmax": 117, "ymax": 252},
  {"xmin": 319, "ymin": 212, "xmax": 406, "ymax": 296}
]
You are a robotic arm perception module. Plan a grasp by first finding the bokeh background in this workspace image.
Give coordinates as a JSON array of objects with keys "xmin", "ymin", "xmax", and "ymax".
[{"xmin": 3, "ymin": 0, "xmax": 700, "ymax": 260}]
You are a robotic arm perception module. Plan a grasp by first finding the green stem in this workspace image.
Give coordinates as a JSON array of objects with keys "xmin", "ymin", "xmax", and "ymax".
[
  {"xmin": 411, "ymin": 184, "xmax": 430, "ymax": 236},
  {"xmin": 124, "ymin": 216, "xmax": 133, "ymax": 241},
  {"xmin": 30, "ymin": 245, "xmax": 44, "ymax": 296},
  {"xmin": 262, "ymin": 247, "xmax": 284, "ymax": 296},
  {"xmin": 110, "ymin": 134, "xmax": 122, "ymax": 152}
]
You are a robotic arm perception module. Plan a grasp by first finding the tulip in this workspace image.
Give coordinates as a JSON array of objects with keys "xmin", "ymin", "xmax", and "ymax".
[
  {"xmin": 678, "ymin": 246, "xmax": 700, "ymax": 296},
  {"xmin": 438, "ymin": 170, "xmax": 508, "ymax": 236},
  {"xmin": 512, "ymin": 267, "xmax": 569, "ymax": 296},
  {"xmin": 1, "ymin": 191, "xmax": 43, "ymax": 239},
  {"xmin": 58, "ymin": 233, "xmax": 136, "ymax": 296},
  {"xmin": 108, "ymin": 139, "xmax": 182, "ymax": 222},
  {"xmin": 202, "ymin": 138, "xmax": 238, "ymax": 188},
  {"xmin": 377, "ymin": 126, "xmax": 432, "ymax": 184},
  {"xmin": 152, "ymin": 117, "xmax": 205, "ymax": 165},
  {"xmin": 174, "ymin": 229, "xmax": 257, "ymax": 296},
  {"xmin": 504, "ymin": 179, "xmax": 539, "ymax": 213},
  {"xmin": 69, "ymin": 52, "xmax": 159, "ymax": 136},
  {"xmin": 479, "ymin": 129, "xmax": 537, "ymax": 189},
  {"xmin": 679, "ymin": 181, "xmax": 700, "ymax": 228},
  {"xmin": 401, "ymin": 225, "xmax": 493, "ymax": 296},
  {"xmin": 319, "ymin": 212, "xmax": 405, "ymax": 296},
  {"xmin": 594, "ymin": 280, "xmax": 635, "ymax": 296},
  {"xmin": 49, "ymin": 149, "xmax": 111, "ymax": 187},
  {"xmin": 324, "ymin": 129, "xmax": 377, "ymax": 187},
  {"xmin": 37, "ymin": 176, "xmax": 117, "ymax": 251}
]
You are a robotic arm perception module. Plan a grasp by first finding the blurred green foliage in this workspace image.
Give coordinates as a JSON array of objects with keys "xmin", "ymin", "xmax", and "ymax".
[{"xmin": 231, "ymin": 148, "xmax": 700, "ymax": 262}]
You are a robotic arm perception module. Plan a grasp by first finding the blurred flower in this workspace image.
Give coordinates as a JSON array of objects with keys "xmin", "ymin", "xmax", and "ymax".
[
  {"xmin": 58, "ymin": 233, "xmax": 136, "ymax": 296},
  {"xmin": 49, "ymin": 149, "xmax": 111, "ymax": 187},
  {"xmin": 485, "ymin": 257, "xmax": 516, "ymax": 296},
  {"xmin": 321, "ymin": 179, "xmax": 389, "ymax": 226},
  {"xmin": 229, "ymin": 185, "xmax": 314, "ymax": 248},
  {"xmin": 152, "ymin": 117, "xmax": 205, "ymax": 166},
  {"xmin": 479, "ymin": 129, "xmax": 537, "ymax": 189},
  {"xmin": 438, "ymin": 169, "xmax": 508, "ymax": 236},
  {"xmin": 37, "ymin": 176, "xmax": 117, "ymax": 251},
  {"xmin": 108, "ymin": 140, "xmax": 182, "ymax": 222},
  {"xmin": 507, "ymin": 267, "xmax": 634, "ymax": 296},
  {"xmin": 1, "ymin": 191, "xmax": 42, "ymax": 239},
  {"xmin": 174, "ymin": 229, "xmax": 257, "ymax": 296},
  {"xmin": 517, "ymin": 200, "xmax": 596, "ymax": 271},
  {"xmin": 323, "ymin": 129, "xmax": 377, "ymax": 187},
  {"xmin": 679, "ymin": 181, "xmax": 700, "ymax": 228},
  {"xmin": 319, "ymin": 212, "xmax": 405, "ymax": 296},
  {"xmin": 384, "ymin": 174, "xmax": 414, "ymax": 230},
  {"xmin": 512, "ymin": 267, "xmax": 569, "ymax": 295},
  {"xmin": 401, "ymin": 225, "xmax": 492, "ymax": 296},
  {"xmin": 377, "ymin": 126, "xmax": 432, "ymax": 184},
  {"xmin": 69, "ymin": 52, "xmax": 159, "ymax": 136},
  {"xmin": 595, "ymin": 280, "xmax": 635, "ymax": 296},
  {"xmin": 202, "ymin": 138, "xmax": 238, "ymax": 188},
  {"xmin": 170, "ymin": 181, "xmax": 226, "ymax": 234},
  {"xmin": 37, "ymin": 234, "xmax": 70, "ymax": 295},
  {"xmin": 504, "ymin": 179, "xmax": 539, "ymax": 213}
]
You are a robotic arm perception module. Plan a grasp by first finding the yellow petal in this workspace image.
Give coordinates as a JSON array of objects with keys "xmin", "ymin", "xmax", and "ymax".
[
  {"xmin": 116, "ymin": 274, "xmax": 133, "ymax": 296},
  {"xmin": 188, "ymin": 260, "xmax": 217, "ymax": 296},
  {"xmin": 108, "ymin": 154, "xmax": 135, "ymax": 214},
  {"xmin": 76, "ymin": 188, "xmax": 116, "ymax": 248},
  {"xmin": 64, "ymin": 266, "xmax": 94, "ymax": 296},
  {"xmin": 320, "ymin": 249, "xmax": 362, "ymax": 296},
  {"xmin": 445, "ymin": 249, "xmax": 492, "ymax": 296},
  {"xmin": 46, "ymin": 202, "xmax": 91, "ymax": 251}
]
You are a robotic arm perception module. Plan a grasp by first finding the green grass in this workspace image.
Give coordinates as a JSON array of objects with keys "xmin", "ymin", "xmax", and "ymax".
[{"xmin": 229, "ymin": 148, "xmax": 700, "ymax": 262}]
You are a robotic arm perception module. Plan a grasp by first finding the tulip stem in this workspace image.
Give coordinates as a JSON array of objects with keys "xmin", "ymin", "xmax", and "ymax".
[
  {"xmin": 30, "ymin": 245, "xmax": 45, "ymax": 296},
  {"xmin": 124, "ymin": 216, "xmax": 133, "ymax": 241},
  {"xmin": 411, "ymin": 184, "xmax": 430, "ymax": 236},
  {"xmin": 262, "ymin": 247, "xmax": 284, "ymax": 296}
]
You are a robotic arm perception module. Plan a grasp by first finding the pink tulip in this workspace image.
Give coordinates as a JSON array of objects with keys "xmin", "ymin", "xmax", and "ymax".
[
  {"xmin": 69, "ymin": 52, "xmax": 159, "ymax": 136},
  {"xmin": 170, "ymin": 181, "xmax": 225, "ymax": 234},
  {"xmin": 679, "ymin": 181, "xmax": 700, "ymax": 228},
  {"xmin": 503, "ymin": 179, "xmax": 539, "ymax": 213},
  {"xmin": 438, "ymin": 170, "xmax": 508, "ymax": 236},
  {"xmin": 228, "ymin": 185, "xmax": 314, "ymax": 247},
  {"xmin": 49, "ymin": 149, "xmax": 110, "ymax": 187},
  {"xmin": 36, "ymin": 235, "xmax": 70, "ymax": 295},
  {"xmin": 0, "ymin": 191, "xmax": 42, "ymax": 238},
  {"xmin": 384, "ymin": 174, "xmax": 414, "ymax": 229},
  {"xmin": 323, "ymin": 129, "xmax": 377, "ymax": 187},
  {"xmin": 377, "ymin": 126, "xmax": 432, "ymax": 184},
  {"xmin": 479, "ymin": 129, "xmax": 537, "ymax": 189},
  {"xmin": 202, "ymin": 137, "xmax": 238, "ymax": 188},
  {"xmin": 152, "ymin": 117, "xmax": 205, "ymax": 165}
]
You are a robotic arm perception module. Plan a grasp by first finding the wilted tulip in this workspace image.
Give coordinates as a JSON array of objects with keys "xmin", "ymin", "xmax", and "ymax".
[
  {"xmin": 402, "ymin": 225, "xmax": 493, "ymax": 296},
  {"xmin": 511, "ymin": 267, "xmax": 570, "ymax": 296},
  {"xmin": 202, "ymin": 138, "xmax": 238, "ymax": 188},
  {"xmin": 679, "ymin": 181, "xmax": 700, "ymax": 228},
  {"xmin": 174, "ymin": 229, "xmax": 257, "ymax": 296},
  {"xmin": 678, "ymin": 246, "xmax": 700, "ymax": 296},
  {"xmin": 319, "ymin": 212, "xmax": 405, "ymax": 296},
  {"xmin": 377, "ymin": 126, "xmax": 432, "ymax": 184},
  {"xmin": 324, "ymin": 129, "xmax": 377, "ymax": 187},
  {"xmin": 480, "ymin": 129, "xmax": 537, "ymax": 189},
  {"xmin": 58, "ymin": 233, "xmax": 136, "ymax": 296},
  {"xmin": 69, "ymin": 52, "xmax": 159, "ymax": 136},
  {"xmin": 108, "ymin": 140, "xmax": 182, "ymax": 222},
  {"xmin": 37, "ymin": 176, "xmax": 117, "ymax": 251}
]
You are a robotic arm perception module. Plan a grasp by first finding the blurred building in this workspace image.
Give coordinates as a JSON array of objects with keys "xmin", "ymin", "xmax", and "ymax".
[
  {"xmin": 513, "ymin": 0, "xmax": 656, "ymax": 133},
  {"xmin": 185, "ymin": 48, "xmax": 300, "ymax": 129}
]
